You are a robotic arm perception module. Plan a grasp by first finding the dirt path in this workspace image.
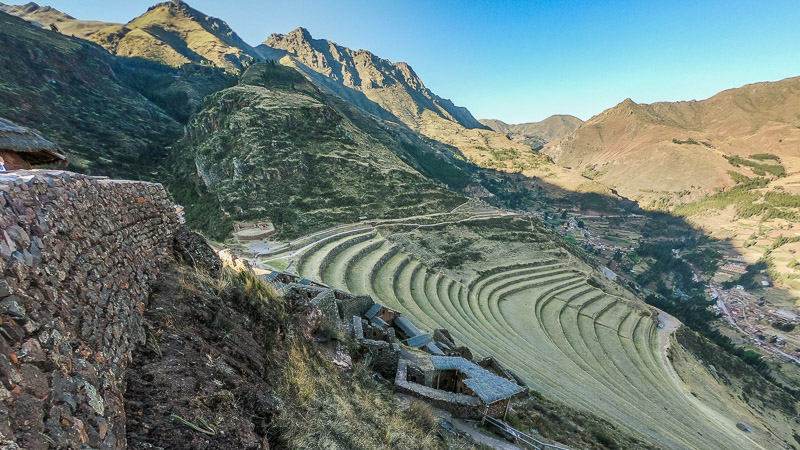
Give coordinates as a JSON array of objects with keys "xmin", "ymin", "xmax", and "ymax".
[{"xmin": 449, "ymin": 417, "xmax": 520, "ymax": 450}]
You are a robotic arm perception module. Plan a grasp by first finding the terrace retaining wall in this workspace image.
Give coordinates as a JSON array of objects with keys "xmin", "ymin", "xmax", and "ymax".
[{"xmin": 0, "ymin": 170, "xmax": 179, "ymax": 448}]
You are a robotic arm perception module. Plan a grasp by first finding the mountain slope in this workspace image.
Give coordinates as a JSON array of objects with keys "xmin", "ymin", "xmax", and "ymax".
[
  {"xmin": 0, "ymin": 11, "xmax": 182, "ymax": 177},
  {"xmin": 260, "ymin": 27, "xmax": 484, "ymax": 130},
  {"xmin": 259, "ymin": 28, "xmax": 546, "ymax": 172},
  {"xmin": 170, "ymin": 62, "xmax": 466, "ymax": 238},
  {"xmin": 87, "ymin": 0, "xmax": 259, "ymax": 71},
  {"xmin": 480, "ymin": 115, "xmax": 583, "ymax": 149},
  {"xmin": 544, "ymin": 77, "xmax": 800, "ymax": 205},
  {"xmin": 0, "ymin": 2, "xmax": 116, "ymax": 38}
]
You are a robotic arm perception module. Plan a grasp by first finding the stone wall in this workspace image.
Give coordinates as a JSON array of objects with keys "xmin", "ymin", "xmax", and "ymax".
[
  {"xmin": 362, "ymin": 340, "xmax": 400, "ymax": 380},
  {"xmin": 334, "ymin": 290, "xmax": 374, "ymax": 324},
  {"xmin": 308, "ymin": 289, "xmax": 341, "ymax": 330},
  {"xmin": 318, "ymin": 231, "xmax": 376, "ymax": 273},
  {"xmin": 394, "ymin": 360, "xmax": 481, "ymax": 420},
  {"xmin": 0, "ymin": 170, "xmax": 178, "ymax": 448}
]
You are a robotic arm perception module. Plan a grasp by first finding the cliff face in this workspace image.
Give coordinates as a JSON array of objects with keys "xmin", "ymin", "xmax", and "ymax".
[
  {"xmin": 0, "ymin": 170, "xmax": 178, "ymax": 448},
  {"xmin": 261, "ymin": 27, "xmax": 485, "ymax": 130}
]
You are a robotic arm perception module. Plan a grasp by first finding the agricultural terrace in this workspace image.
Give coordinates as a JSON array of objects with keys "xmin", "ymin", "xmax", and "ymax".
[{"xmin": 285, "ymin": 215, "xmax": 756, "ymax": 449}]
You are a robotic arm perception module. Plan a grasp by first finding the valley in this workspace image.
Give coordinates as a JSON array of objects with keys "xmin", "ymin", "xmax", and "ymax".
[
  {"xmin": 242, "ymin": 201, "xmax": 799, "ymax": 449},
  {"xmin": 1, "ymin": 1, "xmax": 799, "ymax": 449}
]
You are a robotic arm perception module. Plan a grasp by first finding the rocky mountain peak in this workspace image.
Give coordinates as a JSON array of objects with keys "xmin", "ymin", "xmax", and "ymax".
[{"xmin": 260, "ymin": 29, "xmax": 487, "ymax": 130}]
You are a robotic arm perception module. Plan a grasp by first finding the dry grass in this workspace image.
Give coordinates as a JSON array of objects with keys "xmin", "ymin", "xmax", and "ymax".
[
  {"xmin": 169, "ymin": 264, "xmax": 480, "ymax": 449},
  {"xmin": 274, "ymin": 339, "xmax": 444, "ymax": 449}
]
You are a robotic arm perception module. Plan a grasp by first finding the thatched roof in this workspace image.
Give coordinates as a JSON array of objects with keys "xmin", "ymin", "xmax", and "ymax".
[{"xmin": 0, "ymin": 118, "xmax": 66, "ymax": 165}]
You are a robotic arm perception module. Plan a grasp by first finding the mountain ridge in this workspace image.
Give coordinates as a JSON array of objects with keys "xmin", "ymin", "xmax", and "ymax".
[
  {"xmin": 543, "ymin": 76, "xmax": 800, "ymax": 205},
  {"xmin": 260, "ymin": 27, "xmax": 487, "ymax": 130},
  {"xmin": 87, "ymin": 0, "xmax": 260, "ymax": 71},
  {"xmin": 260, "ymin": 27, "xmax": 552, "ymax": 174},
  {"xmin": 480, "ymin": 115, "xmax": 583, "ymax": 149}
]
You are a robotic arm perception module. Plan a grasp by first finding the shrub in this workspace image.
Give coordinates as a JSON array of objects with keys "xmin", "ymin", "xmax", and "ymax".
[{"xmin": 749, "ymin": 153, "xmax": 780, "ymax": 161}]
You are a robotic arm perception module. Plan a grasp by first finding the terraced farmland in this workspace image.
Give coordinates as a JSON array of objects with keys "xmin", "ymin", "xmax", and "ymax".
[{"xmin": 290, "ymin": 223, "xmax": 757, "ymax": 449}]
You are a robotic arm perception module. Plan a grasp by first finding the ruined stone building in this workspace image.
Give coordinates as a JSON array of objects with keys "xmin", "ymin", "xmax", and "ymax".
[{"xmin": 0, "ymin": 118, "xmax": 66, "ymax": 170}]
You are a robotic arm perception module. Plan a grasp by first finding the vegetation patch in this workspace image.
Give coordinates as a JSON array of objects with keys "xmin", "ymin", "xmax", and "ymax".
[{"xmin": 725, "ymin": 155, "xmax": 786, "ymax": 177}]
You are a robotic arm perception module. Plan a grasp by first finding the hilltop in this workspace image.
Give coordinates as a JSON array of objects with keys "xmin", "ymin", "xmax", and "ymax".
[
  {"xmin": 480, "ymin": 115, "xmax": 583, "ymax": 150},
  {"xmin": 169, "ymin": 62, "xmax": 466, "ymax": 239},
  {"xmin": 544, "ymin": 77, "xmax": 800, "ymax": 205},
  {"xmin": 2, "ymin": 0, "xmax": 261, "ymax": 72},
  {"xmin": 0, "ymin": 1, "xmax": 116, "ymax": 37},
  {"xmin": 87, "ymin": 0, "xmax": 260, "ymax": 71}
]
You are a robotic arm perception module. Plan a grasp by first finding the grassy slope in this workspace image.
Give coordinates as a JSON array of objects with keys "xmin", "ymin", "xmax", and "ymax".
[
  {"xmin": 127, "ymin": 255, "xmax": 480, "ymax": 449},
  {"xmin": 0, "ymin": 12, "xmax": 181, "ymax": 178},
  {"xmin": 670, "ymin": 326, "xmax": 800, "ymax": 448},
  {"xmin": 544, "ymin": 77, "xmax": 800, "ymax": 206},
  {"xmin": 170, "ymin": 62, "xmax": 465, "ymax": 239},
  {"xmin": 87, "ymin": 0, "xmax": 259, "ymax": 72}
]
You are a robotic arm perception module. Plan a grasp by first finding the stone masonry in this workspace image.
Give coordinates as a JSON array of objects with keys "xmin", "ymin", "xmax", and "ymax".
[{"xmin": 0, "ymin": 171, "xmax": 179, "ymax": 448}]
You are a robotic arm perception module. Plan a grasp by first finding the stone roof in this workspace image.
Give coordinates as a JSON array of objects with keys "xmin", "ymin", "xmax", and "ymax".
[
  {"xmin": 393, "ymin": 317, "xmax": 421, "ymax": 337},
  {"xmin": 425, "ymin": 342, "xmax": 445, "ymax": 356},
  {"xmin": 369, "ymin": 316, "xmax": 388, "ymax": 328},
  {"xmin": 406, "ymin": 333, "xmax": 432, "ymax": 348},
  {"xmin": 365, "ymin": 303, "xmax": 383, "ymax": 319},
  {"xmin": 0, "ymin": 118, "xmax": 66, "ymax": 165},
  {"xmin": 431, "ymin": 356, "xmax": 525, "ymax": 404}
]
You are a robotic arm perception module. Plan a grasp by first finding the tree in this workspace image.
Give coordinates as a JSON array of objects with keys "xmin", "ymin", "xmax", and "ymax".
[{"xmin": 613, "ymin": 249, "xmax": 623, "ymax": 261}]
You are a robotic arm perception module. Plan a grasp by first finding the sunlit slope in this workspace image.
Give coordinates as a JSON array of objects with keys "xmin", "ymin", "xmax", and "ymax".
[{"xmin": 293, "ymin": 220, "xmax": 756, "ymax": 449}]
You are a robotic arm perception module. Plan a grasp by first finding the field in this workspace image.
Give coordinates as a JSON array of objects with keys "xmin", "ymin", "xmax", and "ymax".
[{"xmin": 280, "ymin": 215, "xmax": 761, "ymax": 449}]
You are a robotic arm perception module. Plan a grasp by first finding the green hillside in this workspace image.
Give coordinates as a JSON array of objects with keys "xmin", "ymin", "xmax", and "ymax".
[
  {"xmin": 170, "ymin": 62, "xmax": 466, "ymax": 239},
  {"xmin": 0, "ymin": 12, "xmax": 182, "ymax": 178}
]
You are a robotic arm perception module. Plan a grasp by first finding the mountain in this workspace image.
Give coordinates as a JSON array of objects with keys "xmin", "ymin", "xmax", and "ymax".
[
  {"xmin": 85, "ymin": 0, "xmax": 259, "ymax": 71},
  {"xmin": 0, "ymin": 2, "xmax": 116, "ymax": 38},
  {"xmin": 544, "ymin": 77, "xmax": 800, "ymax": 206},
  {"xmin": 261, "ymin": 27, "xmax": 484, "ymax": 130},
  {"xmin": 169, "ymin": 62, "xmax": 466, "ymax": 238},
  {"xmin": 480, "ymin": 115, "xmax": 583, "ymax": 150},
  {"xmin": 0, "ymin": 11, "xmax": 183, "ymax": 177},
  {"xmin": 259, "ymin": 28, "xmax": 545, "ymax": 172}
]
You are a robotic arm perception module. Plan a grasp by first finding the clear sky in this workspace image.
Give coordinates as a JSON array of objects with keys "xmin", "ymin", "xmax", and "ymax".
[{"xmin": 40, "ymin": 0, "xmax": 800, "ymax": 123}]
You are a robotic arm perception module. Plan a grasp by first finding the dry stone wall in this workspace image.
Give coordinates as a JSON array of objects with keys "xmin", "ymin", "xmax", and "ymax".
[
  {"xmin": 0, "ymin": 170, "xmax": 178, "ymax": 449},
  {"xmin": 394, "ymin": 360, "xmax": 481, "ymax": 419}
]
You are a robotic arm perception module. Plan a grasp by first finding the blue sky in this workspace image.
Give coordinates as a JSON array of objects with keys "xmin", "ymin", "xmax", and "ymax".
[{"xmin": 41, "ymin": 0, "xmax": 800, "ymax": 123}]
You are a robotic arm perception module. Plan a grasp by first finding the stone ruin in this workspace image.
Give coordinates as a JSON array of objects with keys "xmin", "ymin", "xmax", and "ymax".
[{"xmin": 273, "ymin": 277, "xmax": 529, "ymax": 420}]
